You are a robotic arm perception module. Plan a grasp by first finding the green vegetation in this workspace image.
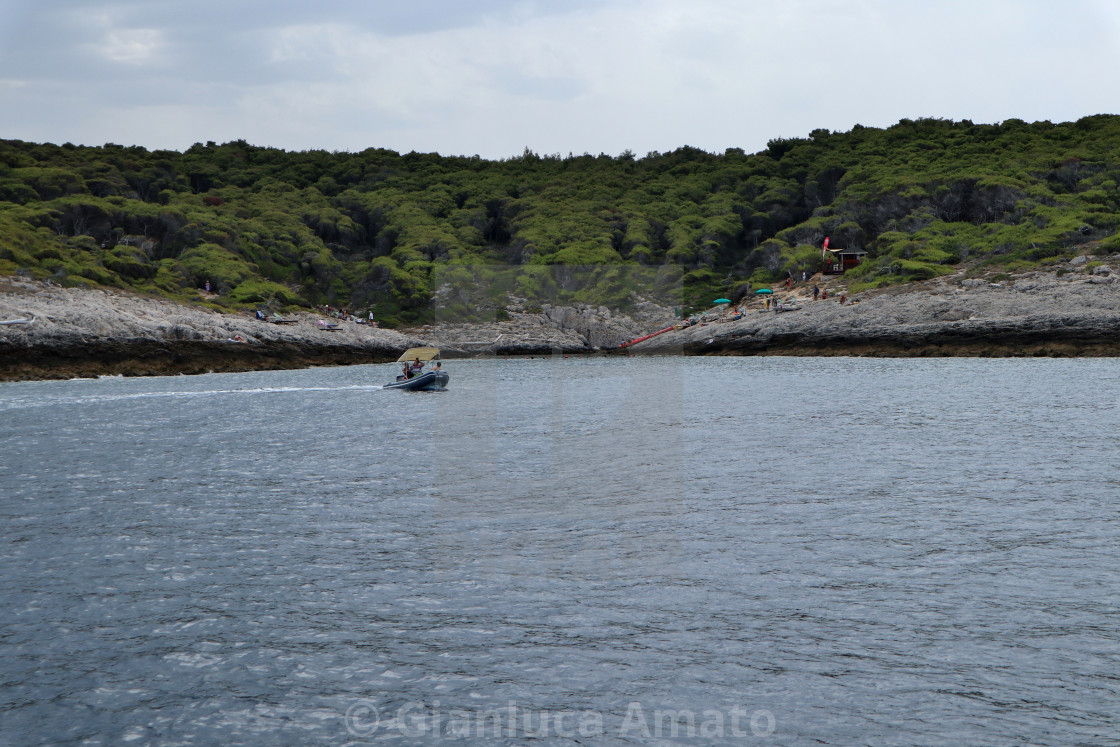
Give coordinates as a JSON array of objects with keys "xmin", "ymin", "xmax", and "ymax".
[{"xmin": 3, "ymin": 116, "xmax": 1120, "ymax": 321}]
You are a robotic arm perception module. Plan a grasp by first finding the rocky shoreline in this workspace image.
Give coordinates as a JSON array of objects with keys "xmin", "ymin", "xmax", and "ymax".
[
  {"xmin": 0, "ymin": 278, "xmax": 425, "ymax": 380},
  {"xmin": 3, "ymin": 256, "xmax": 1120, "ymax": 381},
  {"xmin": 631, "ymin": 258, "xmax": 1120, "ymax": 358}
]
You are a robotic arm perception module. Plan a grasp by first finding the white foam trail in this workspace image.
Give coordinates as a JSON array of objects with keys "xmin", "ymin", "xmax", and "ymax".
[
  {"xmin": 0, "ymin": 384, "xmax": 386, "ymax": 411},
  {"xmin": 110, "ymin": 384, "xmax": 385, "ymax": 400}
]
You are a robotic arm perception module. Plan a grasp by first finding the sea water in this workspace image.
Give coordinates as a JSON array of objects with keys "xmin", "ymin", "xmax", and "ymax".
[{"xmin": 1, "ymin": 357, "xmax": 1118, "ymax": 745}]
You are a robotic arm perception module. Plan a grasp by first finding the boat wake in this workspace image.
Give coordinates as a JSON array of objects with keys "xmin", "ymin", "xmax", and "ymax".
[{"xmin": 0, "ymin": 384, "xmax": 385, "ymax": 412}]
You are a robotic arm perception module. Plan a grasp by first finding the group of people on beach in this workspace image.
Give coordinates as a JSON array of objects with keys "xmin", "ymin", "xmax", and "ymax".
[
  {"xmin": 810, "ymin": 285, "xmax": 847, "ymax": 304},
  {"xmin": 319, "ymin": 305, "xmax": 379, "ymax": 327}
]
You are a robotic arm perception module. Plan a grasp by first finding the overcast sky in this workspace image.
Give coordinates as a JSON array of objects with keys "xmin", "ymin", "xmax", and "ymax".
[{"xmin": 2, "ymin": 0, "xmax": 1118, "ymax": 159}]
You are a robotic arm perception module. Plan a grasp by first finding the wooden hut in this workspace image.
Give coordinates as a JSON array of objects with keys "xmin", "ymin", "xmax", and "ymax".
[{"xmin": 822, "ymin": 248, "xmax": 868, "ymax": 275}]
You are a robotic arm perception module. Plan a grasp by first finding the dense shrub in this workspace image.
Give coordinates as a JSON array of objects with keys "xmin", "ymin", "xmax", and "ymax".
[{"xmin": 4, "ymin": 116, "xmax": 1120, "ymax": 317}]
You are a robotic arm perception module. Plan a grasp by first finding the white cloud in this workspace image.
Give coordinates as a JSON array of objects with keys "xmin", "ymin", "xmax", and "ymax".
[
  {"xmin": 100, "ymin": 27, "xmax": 165, "ymax": 65},
  {"xmin": 1, "ymin": 0, "xmax": 1118, "ymax": 156}
]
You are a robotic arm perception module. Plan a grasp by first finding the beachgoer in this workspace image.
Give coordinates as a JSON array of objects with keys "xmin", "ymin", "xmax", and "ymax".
[
  {"xmin": 802, "ymin": 271, "xmax": 807, "ymax": 282},
  {"xmin": 785, "ymin": 276, "xmax": 791, "ymax": 289},
  {"xmin": 840, "ymin": 293, "xmax": 846, "ymax": 305},
  {"xmin": 813, "ymin": 285, "xmax": 820, "ymax": 300},
  {"xmin": 822, "ymin": 289, "xmax": 828, "ymax": 300},
  {"xmin": 204, "ymin": 280, "xmax": 210, "ymax": 292}
]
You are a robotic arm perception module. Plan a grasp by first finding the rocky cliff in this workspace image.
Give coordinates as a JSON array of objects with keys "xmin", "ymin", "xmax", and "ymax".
[
  {"xmin": 0, "ymin": 278, "xmax": 424, "ymax": 380},
  {"xmin": 4, "ymin": 254, "xmax": 1120, "ymax": 381},
  {"xmin": 632, "ymin": 257, "xmax": 1120, "ymax": 357}
]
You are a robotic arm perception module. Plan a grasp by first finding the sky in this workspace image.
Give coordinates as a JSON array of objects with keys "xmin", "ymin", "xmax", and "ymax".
[{"xmin": 2, "ymin": 0, "xmax": 1119, "ymax": 160}]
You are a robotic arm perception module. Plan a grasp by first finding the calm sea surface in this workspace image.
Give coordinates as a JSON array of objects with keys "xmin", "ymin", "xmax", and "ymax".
[{"xmin": 2, "ymin": 356, "xmax": 1119, "ymax": 745}]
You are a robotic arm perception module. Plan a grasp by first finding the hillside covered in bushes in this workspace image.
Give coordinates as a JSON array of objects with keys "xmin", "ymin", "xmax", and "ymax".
[{"xmin": 2, "ymin": 115, "xmax": 1120, "ymax": 324}]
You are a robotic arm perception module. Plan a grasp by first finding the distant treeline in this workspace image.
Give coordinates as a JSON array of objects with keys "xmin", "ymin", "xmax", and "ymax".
[{"xmin": 2, "ymin": 115, "xmax": 1119, "ymax": 323}]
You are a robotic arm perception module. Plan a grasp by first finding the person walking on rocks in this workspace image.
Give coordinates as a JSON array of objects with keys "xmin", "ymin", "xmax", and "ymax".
[{"xmin": 813, "ymin": 285, "xmax": 820, "ymax": 301}]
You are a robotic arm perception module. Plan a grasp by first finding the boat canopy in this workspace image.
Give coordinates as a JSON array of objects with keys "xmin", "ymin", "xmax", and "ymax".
[{"xmin": 397, "ymin": 346, "xmax": 441, "ymax": 362}]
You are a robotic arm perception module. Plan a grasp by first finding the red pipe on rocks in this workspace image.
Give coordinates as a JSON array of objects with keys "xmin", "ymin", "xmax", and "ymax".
[{"xmin": 618, "ymin": 325, "xmax": 677, "ymax": 349}]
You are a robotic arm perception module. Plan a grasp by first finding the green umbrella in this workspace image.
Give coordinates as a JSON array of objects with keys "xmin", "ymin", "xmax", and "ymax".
[
  {"xmin": 755, "ymin": 288, "xmax": 773, "ymax": 294},
  {"xmin": 713, "ymin": 298, "xmax": 731, "ymax": 304}
]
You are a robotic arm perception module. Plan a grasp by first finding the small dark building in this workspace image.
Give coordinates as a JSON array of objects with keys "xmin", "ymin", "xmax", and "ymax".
[{"xmin": 822, "ymin": 248, "xmax": 868, "ymax": 275}]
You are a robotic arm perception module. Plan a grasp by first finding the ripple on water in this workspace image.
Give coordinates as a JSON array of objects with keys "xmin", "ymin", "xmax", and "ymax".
[{"xmin": 1, "ymin": 358, "xmax": 1119, "ymax": 744}]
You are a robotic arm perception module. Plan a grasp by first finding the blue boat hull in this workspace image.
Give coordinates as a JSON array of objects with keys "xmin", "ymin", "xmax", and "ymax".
[{"xmin": 384, "ymin": 370, "xmax": 449, "ymax": 391}]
